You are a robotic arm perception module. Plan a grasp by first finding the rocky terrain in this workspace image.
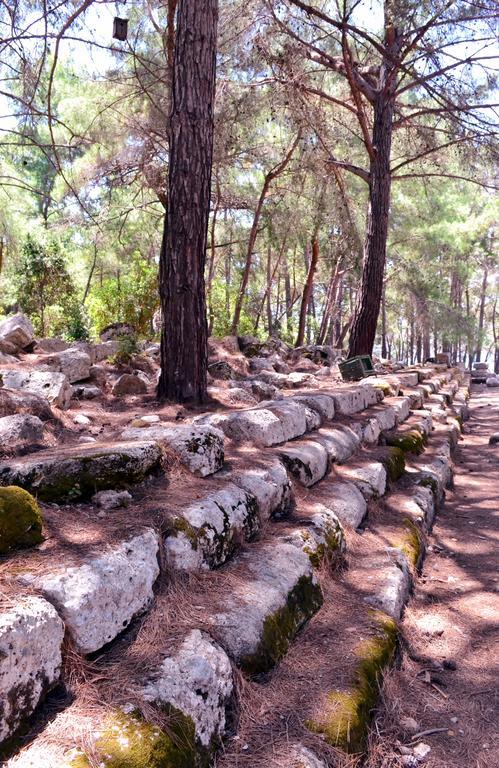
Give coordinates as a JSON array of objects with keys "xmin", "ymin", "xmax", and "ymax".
[{"xmin": 0, "ymin": 313, "xmax": 473, "ymax": 767}]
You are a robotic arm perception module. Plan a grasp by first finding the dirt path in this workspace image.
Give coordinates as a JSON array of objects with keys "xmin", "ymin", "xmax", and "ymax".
[{"xmin": 366, "ymin": 385, "xmax": 499, "ymax": 768}]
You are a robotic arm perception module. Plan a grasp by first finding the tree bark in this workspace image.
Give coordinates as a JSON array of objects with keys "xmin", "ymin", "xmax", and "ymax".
[
  {"xmin": 296, "ymin": 239, "xmax": 319, "ymax": 347},
  {"xmin": 157, "ymin": 0, "xmax": 218, "ymax": 403},
  {"xmin": 347, "ymin": 23, "xmax": 402, "ymax": 358}
]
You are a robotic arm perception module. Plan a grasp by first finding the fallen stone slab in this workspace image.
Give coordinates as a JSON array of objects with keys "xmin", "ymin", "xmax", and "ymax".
[
  {"xmin": 209, "ymin": 540, "xmax": 323, "ymax": 675},
  {"xmin": 334, "ymin": 460, "xmax": 387, "ymax": 499},
  {"xmin": 312, "ymin": 478, "xmax": 367, "ymax": 528},
  {"xmin": 142, "ymin": 629, "xmax": 233, "ymax": 755},
  {"xmin": 21, "ymin": 529, "xmax": 160, "ymax": 654},
  {"xmin": 0, "ymin": 369, "xmax": 72, "ymax": 409},
  {"xmin": 0, "ymin": 596, "xmax": 64, "ymax": 744},
  {"xmin": 328, "ymin": 384, "xmax": 379, "ymax": 415},
  {"xmin": 0, "ymin": 440, "xmax": 162, "ymax": 501},
  {"xmin": 0, "ymin": 413, "xmax": 44, "ymax": 447},
  {"xmin": 229, "ymin": 461, "xmax": 291, "ymax": 519},
  {"xmin": 38, "ymin": 348, "xmax": 91, "ymax": 384},
  {"xmin": 278, "ymin": 440, "xmax": 329, "ymax": 487},
  {"xmin": 121, "ymin": 423, "xmax": 224, "ymax": 477},
  {"xmin": 165, "ymin": 483, "xmax": 259, "ymax": 571},
  {"xmin": 0, "ymin": 314, "xmax": 34, "ymax": 352},
  {"xmin": 34, "ymin": 338, "xmax": 70, "ymax": 354}
]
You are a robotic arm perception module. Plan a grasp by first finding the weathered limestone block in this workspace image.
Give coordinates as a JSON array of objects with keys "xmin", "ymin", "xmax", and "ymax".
[
  {"xmin": 0, "ymin": 441, "xmax": 162, "ymax": 501},
  {"xmin": 121, "ymin": 423, "xmax": 224, "ymax": 477},
  {"xmin": 0, "ymin": 314, "xmax": 34, "ymax": 351},
  {"xmin": 291, "ymin": 393, "xmax": 335, "ymax": 421},
  {"xmin": 364, "ymin": 549, "xmax": 412, "ymax": 620},
  {"xmin": 0, "ymin": 597, "xmax": 64, "ymax": 744},
  {"xmin": 229, "ymin": 461, "xmax": 291, "ymax": 519},
  {"xmin": 329, "ymin": 384, "xmax": 378, "ymax": 415},
  {"xmin": 278, "ymin": 440, "xmax": 329, "ymax": 487},
  {"xmin": 392, "ymin": 371, "xmax": 419, "ymax": 387},
  {"xmin": 210, "ymin": 541, "xmax": 323, "ymax": 675},
  {"xmin": 265, "ymin": 400, "xmax": 308, "ymax": 440},
  {"xmin": 22, "ymin": 529, "xmax": 159, "ymax": 654},
  {"xmin": 335, "ymin": 461, "xmax": 387, "ymax": 499},
  {"xmin": 390, "ymin": 396, "xmax": 411, "ymax": 424},
  {"xmin": 35, "ymin": 338, "xmax": 70, "ymax": 354},
  {"xmin": 142, "ymin": 630, "xmax": 233, "ymax": 751},
  {"xmin": 0, "ymin": 413, "xmax": 44, "ymax": 446},
  {"xmin": 1, "ymin": 369, "xmax": 72, "ymax": 409},
  {"xmin": 199, "ymin": 408, "xmax": 286, "ymax": 446},
  {"xmin": 38, "ymin": 348, "xmax": 91, "ymax": 383},
  {"xmin": 288, "ymin": 505, "xmax": 345, "ymax": 566},
  {"xmin": 314, "ymin": 479, "xmax": 367, "ymax": 528},
  {"xmin": 313, "ymin": 424, "xmax": 361, "ymax": 463},
  {"xmin": 91, "ymin": 489, "xmax": 132, "ymax": 510},
  {"xmin": 165, "ymin": 484, "xmax": 259, "ymax": 571}
]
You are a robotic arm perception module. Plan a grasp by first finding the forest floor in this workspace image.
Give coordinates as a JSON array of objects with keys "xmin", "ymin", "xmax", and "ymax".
[{"xmin": 366, "ymin": 384, "xmax": 499, "ymax": 768}]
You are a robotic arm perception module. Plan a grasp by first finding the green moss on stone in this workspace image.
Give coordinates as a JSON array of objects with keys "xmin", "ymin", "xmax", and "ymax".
[
  {"xmin": 376, "ymin": 447, "xmax": 405, "ymax": 482},
  {"xmin": 241, "ymin": 576, "xmax": 323, "ymax": 677},
  {"xmin": 385, "ymin": 429, "xmax": 426, "ymax": 455},
  {"xmin": 417, "ymin": 474, "xmax": 439, "ymax": 501},
  {"xmin": 72, "ymin": 709, "xmax": 203, "ymax": 768},
  {"xmin": 307, "ymin": 613, "xmax": 398, "ymax": 753},
  {"xmin": 170, "ymin": 517, "xmax": 199, "ymax": 551},
  {"xmin": 0, "ymin": 486, "xmax": 43, "ymax": 554},
  {"xmin": 398, "ymin": 518, "xmax": 423, "ymax": 568}
]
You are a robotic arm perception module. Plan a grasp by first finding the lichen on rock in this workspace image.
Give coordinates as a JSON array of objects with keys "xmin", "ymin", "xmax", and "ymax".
[{"xmin": 0, "ymin": 485, "xmax": 43, "ymax": 554}]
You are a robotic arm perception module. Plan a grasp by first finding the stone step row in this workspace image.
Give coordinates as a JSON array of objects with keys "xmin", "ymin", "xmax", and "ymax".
[{"xmin": 0, "ymin": 370, "xmax": 465, "ymax": 759}]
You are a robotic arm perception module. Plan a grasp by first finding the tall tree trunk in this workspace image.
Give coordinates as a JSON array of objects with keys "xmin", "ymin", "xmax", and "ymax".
[
  {"xmin": 347, "ymin": 21, "xmax": 402, "ymax": 358},
  {"xmin": 475, "ymin": 265, "xmax": 488, "ymax": 362},
  {"xmin": 348, "ymin": 89, "xmax": 394, "ymax": 357},
  {"xmin": 157, "ymin": 0, "xmax": 218, "ymax": 403},
  {"xmin": 296, "ymin": 239, "xmax": 319, "ymax": 347},
  {"xmin": 380, "ymin": 286, "xmax": 388, "ymax": 358}
]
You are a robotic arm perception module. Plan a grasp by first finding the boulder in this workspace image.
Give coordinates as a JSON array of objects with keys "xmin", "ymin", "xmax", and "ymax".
[
  {"xmin": 39, "ymin": 348, "xmax": 91, "ymax": 383},
  {"xmin": 0, "ymin": 313, "xmax": 34, "ymax": 351},
  {"xmin": 142, "ymin": 629, "xmax": 233, "ymax": 752},
  {"xmin": 72, "ymin": 384, "xmax": 102, "ymax": 400},
  {"xmin": 0, "ymin": 387, "xmax": 54, "ymax": 421},
  {"xmin": 0, "ymin": 597, "xmax": 64, "ymax": 744},
  {"xmin": 0, "ymin": 413, "xmax": 44, "ymax": 447},
  {"xmin": 91, "ymin": 489, "xmax": 132, "ymax": 510},
  {"xmin": 0, "ymin": 485, "xmax": 44, "ymax": 553},
  {"xmin": 100, "ymin": 322, "xmax": 135, "ymax": 342},
  {"xmin": 21, "ymin": 529, "xmax": 160, "ymax": 654},
  {"xmin": 200, "ymin": 408, "xmax": 286, "ymax": 446},
  {"xmin": 35, "ymin": 338, "xmax": 70, "ymax": 354},
  {"xmin": 0, "ymin": 369, "xmax": 72, "ymax": 409},
  {"xmin": 121, "ymin": 423, "xmax": 224, "ymax": 477},
  {"xmin": 486, "ymin": 376, "xmax": 499, "ymax": 387},
  {"xmin": 113, "ymin": 373, "xmax": 147, "ymax": 396},
  {"xmin": 208, "ymin": 360, "xmax": 235, "ymax": 380}
]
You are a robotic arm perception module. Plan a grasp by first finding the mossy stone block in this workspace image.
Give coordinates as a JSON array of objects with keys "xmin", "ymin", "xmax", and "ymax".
[{"xmin": 0, "ymin": 486, "xmax": 43, "ymax": 554}]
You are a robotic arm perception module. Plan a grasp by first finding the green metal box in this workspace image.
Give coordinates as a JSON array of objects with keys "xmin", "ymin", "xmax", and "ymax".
[{"xmin": 339, "ymin": 355, "xmax": 376, "ymax": 382}]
